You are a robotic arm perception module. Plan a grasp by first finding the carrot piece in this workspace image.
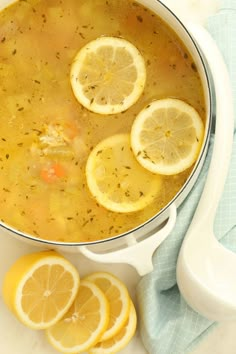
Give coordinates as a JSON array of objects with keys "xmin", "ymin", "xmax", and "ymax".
[
  {"xmin": 40, "ymin": 163, "xmax": 66, "ymax": 183},
  {"xmin": 53, "ymin": 163, "xmax": 66, "ymax": 178}
]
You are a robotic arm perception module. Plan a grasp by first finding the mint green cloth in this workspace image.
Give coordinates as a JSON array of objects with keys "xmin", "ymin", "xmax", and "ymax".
[{"xmin": 137, "ymin": 2, "xmax": 236, "ymax": 353}]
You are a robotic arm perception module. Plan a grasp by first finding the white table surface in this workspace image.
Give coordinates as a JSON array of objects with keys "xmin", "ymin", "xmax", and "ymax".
[{"xmin": 2, "ymin": 0, "xmax": 236, "ymax": 353}]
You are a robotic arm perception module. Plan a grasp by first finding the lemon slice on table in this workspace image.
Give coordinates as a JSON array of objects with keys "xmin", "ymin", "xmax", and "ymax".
[
  {"xmin": 46, "ymin": 280, "xmax": 110, "ymax": 353},
  {"xmin": 2, "ymin": 251, "xmax": 80, "ymax": 330},
  {"xmin": 85, "ymin": 134, "xmax": 162, "ymax": 213},
  {"xmin": 89, "ymin": 301, "xmax": 137, "ymax": 354},
  {"xmin": 85, "ymin": 272, "xmax": 131, "ymax": 341},
  {"xmin": 131, "ymin": 98, "xmax": 204, "ymax": 175},
  {"xmin": 70, "ymin": 36, "xmax": 146, "ymax": 114}
]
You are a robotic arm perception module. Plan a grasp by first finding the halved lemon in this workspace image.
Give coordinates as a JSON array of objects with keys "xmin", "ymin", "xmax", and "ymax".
[
  {"xmin": 46, "ymin": 280, "xmax": 110, "ymax": 353},
  {"xmin": 2, "ymin": 250, "xmax": 80, "ymax": 330},
  {"xmin": 131, "ymin": 98, "xmax": 204, "ymax": 175},
  {"xmin": 89, "ymin": 301, "xmax": 137, "ymax": 354},
  {"xmin": 70, "ymin": 36, "xmax": 146, "ymax": 114},
  {"xmin": 85, "ymin": 133, "xmax": 162, "ymax": 213},
  {"xmin": 85, "ymin": 272, "xmax": 131, "ymax": 341}
]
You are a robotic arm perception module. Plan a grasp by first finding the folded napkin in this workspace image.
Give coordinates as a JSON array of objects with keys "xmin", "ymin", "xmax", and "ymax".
[{"xmin": 137, "ymin": 1, "xmax": 236, "ymax": 353}]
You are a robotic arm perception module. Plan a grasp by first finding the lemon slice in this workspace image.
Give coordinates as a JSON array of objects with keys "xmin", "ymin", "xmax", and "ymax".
[
  {"xmin": 2, "ymin": 251, "xmax": 80, "ymax": 330},
  {"xmin": 131, "ymin": 98, "xmax": 204, "ymax": 175},
  {"xmin": 70, "ymin": 36, "xmax": 146, "ymax": 114},
  {"xmin": 89, "ymin": 301, "xmax": 137, "ymax": 354},
  {"xmin": 46, "ymin": 280, "xmax": 110, "ymax": 353},
  {"xmin": 85, "ymin": 272, "xmax": 131, "ymax": 341},
  {"xmin": 85, "ymin": 134, "xmax": 162, "ymax": 213}
]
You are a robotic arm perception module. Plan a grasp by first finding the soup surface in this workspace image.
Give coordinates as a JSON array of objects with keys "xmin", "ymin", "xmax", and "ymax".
[{"xmin": 0, "ymin": 0, "xmax": 205, "ymax": 242}]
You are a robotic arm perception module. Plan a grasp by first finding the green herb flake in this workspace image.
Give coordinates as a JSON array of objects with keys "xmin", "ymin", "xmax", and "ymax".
[
  {"xmin": 136, "ymin": 15, "xmax": 143, "ymax": 22},
  {"xmin": 82, "ymin": 220, "xmax": 89, "ymax": 227},
  {"xmin": 41, "ymin": 14, "xmax": 47, "ymax": 23},
  {"xmin": 191, "ymin": 62, "xmax": 197, "ymax": 72},
  {"xmin": 79, "ymin": 32, "xmax": 85, "ymax": 39},
  {"xmin": 32, "ymin": 128, "xmax": 42, "ymax": 135},
  {"xmin": 125, "ymin": 190, "xmax": 130, "ymax": 197}
]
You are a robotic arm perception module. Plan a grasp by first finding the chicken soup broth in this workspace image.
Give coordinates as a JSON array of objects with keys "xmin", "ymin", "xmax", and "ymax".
[{"xmin": 0, "ymin": 0, "xmax": 205, "ymax": 242}]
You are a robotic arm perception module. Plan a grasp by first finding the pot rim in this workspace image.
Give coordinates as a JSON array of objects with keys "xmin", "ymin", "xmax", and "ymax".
[{"xmin": 0, "ymin": 0, "xmax": 213, "ymax": 247}]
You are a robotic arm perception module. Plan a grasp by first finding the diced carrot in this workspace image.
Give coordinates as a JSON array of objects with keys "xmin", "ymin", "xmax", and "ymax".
[
  {"xmin": 40, "ymin": 163, "xmax": 66, "ymax": 183},
  {"xmin": 53, "ymin": 163, "xmax": 66, "ymax": 177}
]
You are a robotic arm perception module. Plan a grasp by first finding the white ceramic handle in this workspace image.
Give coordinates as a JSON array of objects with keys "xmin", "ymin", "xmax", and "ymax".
[
  {"xmin": 186, "ymin": 23, "xmax": 234, "ymax": 228},
  {"xmin": 176, "ymin": 24, "xmax": 235, "ymax": 321},
  {"xmin": 79, "ymin": 204, "xmax": 177, "ymax": 276}
]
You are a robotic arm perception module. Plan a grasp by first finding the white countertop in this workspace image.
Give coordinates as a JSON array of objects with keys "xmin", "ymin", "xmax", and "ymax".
[{"xmin": 1, "ymin": 0, "xmax": 236, "ymax": 353}]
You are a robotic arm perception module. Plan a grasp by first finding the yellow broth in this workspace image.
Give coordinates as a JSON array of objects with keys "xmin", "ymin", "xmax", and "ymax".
[{"xmin": 0, "ymin": 0, "xmax": 205, "ymax": 242}]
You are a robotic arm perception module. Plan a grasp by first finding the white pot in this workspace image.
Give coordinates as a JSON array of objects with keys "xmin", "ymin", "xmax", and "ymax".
[{"xmin": 0, "ymin": 0, "xmax": 230, "ymax": 277}]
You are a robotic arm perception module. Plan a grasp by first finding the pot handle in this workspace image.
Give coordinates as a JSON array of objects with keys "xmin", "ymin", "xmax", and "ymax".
[
  {"xmin": 79, "ymin": 204, "xmax": 177, "ymax": 276},
  {"xmin": 185, "ymin": 23, "xmax": 234, "ymax": 223}
]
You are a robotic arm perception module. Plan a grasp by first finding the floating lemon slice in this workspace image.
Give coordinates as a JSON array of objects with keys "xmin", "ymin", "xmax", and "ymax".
[
  {"xmin": 86, "ymin": 134, "xmax": 162, "ymax": 213},
  {"xmin": 89, "ymin": 301, "xmax": 137, "ymax": 354},
  {"xmin": 85, "ymin": 272, "xmax": 131, "ymax": 341},
  {"xmin": 70, "ymin": 36, "xmax": 146, "ymax": 114},
  {"xmin": 46, "ymin": 280, "xmax": 110, "ymax": 353},
  {"xmin": 131, "ymin": 98, "xmax": 204, "ymax": 175},
  {"xmin": 2, "ymin": 251, "xmax": 80, "ymax": 330}
]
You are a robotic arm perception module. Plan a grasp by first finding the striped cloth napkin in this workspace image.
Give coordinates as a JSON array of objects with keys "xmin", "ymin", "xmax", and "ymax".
[{"xmin": 137, "ymin": 1, "xmax": 236, "ymax": 353}]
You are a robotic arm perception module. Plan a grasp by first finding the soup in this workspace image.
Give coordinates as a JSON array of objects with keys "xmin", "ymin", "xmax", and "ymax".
[{"xmin": 0, "ymin": 0, "xmax": 205, "ymax": 242}]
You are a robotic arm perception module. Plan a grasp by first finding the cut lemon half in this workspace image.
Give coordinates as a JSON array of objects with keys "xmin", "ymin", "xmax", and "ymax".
[
  {"xmin": 131, "ymin": 98, "xmax": 204, "ymax": 175},
  {"xmin": 85, "ymin": 134, "xmax": 162, "ymax": 213},
  {"xmin": 46, "ymin": 280, "xmax": 110, "ymax": 353},
  {"xmin": 70, "ymin": 36, "xmax": 146, "ymax": 114},
  {"xmin": 2, "ymin": 250, "xmax": 80, "ymax": 330},
  {"xmin": 89, "ymin": 301, "xmax": 137, "ymax": 354},
  {"xmin": 85, "ymin": 272, "xmax": 131, "ymax": 341}
]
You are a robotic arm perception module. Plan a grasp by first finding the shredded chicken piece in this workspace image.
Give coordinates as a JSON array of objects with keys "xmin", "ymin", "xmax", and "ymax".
[{"xmin": 39, "ymin": 123, "xmax": 70, "ymax": 147}]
